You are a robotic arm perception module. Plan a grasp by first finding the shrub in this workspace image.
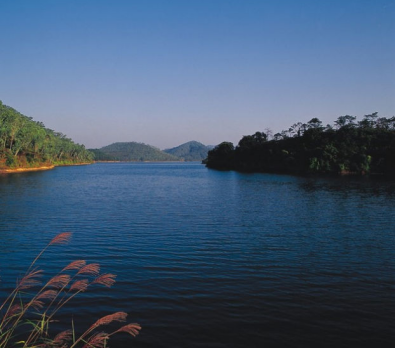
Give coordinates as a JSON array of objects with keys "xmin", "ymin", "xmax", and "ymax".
[{"xmin": 5, "ymin": 152, "xmax": 16, "ymax": 167}]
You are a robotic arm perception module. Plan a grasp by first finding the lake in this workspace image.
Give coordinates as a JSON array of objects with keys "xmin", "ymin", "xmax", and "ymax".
[{"xmin": 0, "ymin": 162, "xmax": 394, "ymax": 347}]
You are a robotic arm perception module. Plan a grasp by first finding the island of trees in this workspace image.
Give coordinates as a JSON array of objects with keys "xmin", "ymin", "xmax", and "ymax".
[
  {"xmin": 0, "ymin": 101, "xmax": 94, "ymax": 171},
  {"xmin": 205, "ymin": 113, "xmax": 395, "ymax": 176}
]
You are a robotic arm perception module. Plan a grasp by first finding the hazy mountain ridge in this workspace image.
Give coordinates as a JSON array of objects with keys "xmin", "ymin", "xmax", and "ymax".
[{"xmin": 164, "ymin": 141, "xmax": 213, "ymax": 161}]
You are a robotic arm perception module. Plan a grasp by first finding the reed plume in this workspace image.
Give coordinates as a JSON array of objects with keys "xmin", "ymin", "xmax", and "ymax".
[
  {"xmin": 81, "ymin": 332, "xmax": 109, "ymax": 348},
  {"xmin": 31, "ymin": 290, "xmax": 59, "ymax": 309},
  {"xmin": 17, "ymin": 268, "xmax": 43, "ymax": 290},
  {"xmin": 113, "ymin": 323, "xmax": 142, "ymax": 337},
  {"xmin": 91, "ymin": 312, "xmax": 127, "ymax": 328},
  {"xmin": 69, "ymin": 279, "xmax": 89, "ymax": 292},
  {"xmin": 0, "ymin": 232, "xmax": 141, "ymax": 348},
  {"xmin": 62, "ymin": 260, "xmax": 86, "ymax": 272},
  {"xmin": 52, "ymin": 330, "xmax": 73, "ymax": 346},
  {"xmin": 77, "ymin": 263, "xmax": 100, "ymax": 276},
  {"xmin": 27, "ymin": 232, "xmax": 72, "ymax": 274},
  {"xmin": 49, "ymin": 232, "xmax": 72, "ymax": 246},
  {"xmin": 92, "ymin": 274, "xmax": 116, "ymax": 288},
  {"xmin": 46, "ymin": 274, "xmax": 71, "ymax": 289}
]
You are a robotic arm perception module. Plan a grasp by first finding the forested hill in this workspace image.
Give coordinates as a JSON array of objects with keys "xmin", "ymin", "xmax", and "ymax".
[
  {"xmin": 205, "ymin": 113, "xmax": 395, "ymax": 176},
  {"xmin": 0, "ymin": 101, "xmax": 93, "ymax": 169},
  {"xmin": 92, "ymin": 142, "xmax": 180, "ymax": 161},
  {"xmin": 164, "ymin": 141, "xmax": 213, "ymax": 161}
]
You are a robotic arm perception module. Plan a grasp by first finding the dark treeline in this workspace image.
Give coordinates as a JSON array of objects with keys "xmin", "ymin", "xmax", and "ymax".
[
  {"xmin": 0, "ymin": 101, "xmax": 94, "ymax": 168},
  {"xmin": 205, "ymin": 113, "xmax": 395, "ymax": 176}
]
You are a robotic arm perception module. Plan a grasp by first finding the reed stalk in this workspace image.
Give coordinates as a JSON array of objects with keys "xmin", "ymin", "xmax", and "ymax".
[{"xmin": 0, "ymin": 232, "xmax": 141, "ymax": 347}]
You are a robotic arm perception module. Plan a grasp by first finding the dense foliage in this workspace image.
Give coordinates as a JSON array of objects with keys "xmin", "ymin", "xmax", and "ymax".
[
  {"xmin": 88, "ymin": 149, "xmax": 118, "ymax": 161},
  {"xmin": 205, "ymin": 113, "xmax": 395, "ymax": 176},
  {"xmin": 164, "ymin": 141, "xmax": 213, "ymax": 161},
  {"xmin": 0, "ymin": 101, "xmax": 94, "ymax": 169},
  {"xmin": 93, "ymin": 142, "xmax": 180, "ymax": 161}
]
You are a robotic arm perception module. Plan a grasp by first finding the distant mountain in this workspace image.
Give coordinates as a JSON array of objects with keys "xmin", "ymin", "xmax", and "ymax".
[
  {"xmin": 164, "ymin": 141, "xmax": 213, "ymax": 161},
  {"xmin": 89, "ymin": 149, "xmax": 118, "ymax": 161},
  {"xmin": 92, "ymin": 142, "xmax": 180, "ymax": 161}
]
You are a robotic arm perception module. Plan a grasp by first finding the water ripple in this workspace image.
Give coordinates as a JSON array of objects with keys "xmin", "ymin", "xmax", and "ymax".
[{"xmin": 0, "ymin": 163, "xmax": 394, "ymax": 347}]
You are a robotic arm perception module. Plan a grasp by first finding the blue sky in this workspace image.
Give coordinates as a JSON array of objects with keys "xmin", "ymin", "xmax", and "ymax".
[{"xmin": 0, "ymin": 0, "xmax": 394, "ymax": 149}]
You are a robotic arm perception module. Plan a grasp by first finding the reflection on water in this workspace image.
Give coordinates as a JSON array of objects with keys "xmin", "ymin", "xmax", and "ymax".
[
  {"xmin": 0, "ymin": 163, "xmax": 394, "ymax": 347},
  {"xmin": 299, "ymin": 175, "xmax": 395, "ymax": 197}
]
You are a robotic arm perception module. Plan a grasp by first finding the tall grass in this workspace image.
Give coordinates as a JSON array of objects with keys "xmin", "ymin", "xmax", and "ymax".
[{"xmin": 0, "ymin": 232, "xmax": 141, "ymax": 347}]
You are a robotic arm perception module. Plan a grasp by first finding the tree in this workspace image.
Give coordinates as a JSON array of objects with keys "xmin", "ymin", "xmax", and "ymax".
[
  {"xmin": 307, "ymin": 117, "xmax": 323, "ymax": 130},
  {"xmin": 205, "ymin": 142, "xmax": 235, "ymax": 169},
  {"xmin": 289, "ymin": 122, "xmax": 305, "ymax": 137},
  {"xmin": 237, "ymin": 132, "xmax": 267, "ymax": 150},
  {"xmin": 0, "ymin": 101, "xmax": 94, "ymax": 167},
  {"xmin": 359, "ymin": 112, "xmax": 378, "ymax": 128},
  {"xmin": 334, "ymin": 115, "xmax": 356, "ymax": 129},
  {"xmin": 205, "ymin": 112, "xmax": 395, "ymax": 175}
]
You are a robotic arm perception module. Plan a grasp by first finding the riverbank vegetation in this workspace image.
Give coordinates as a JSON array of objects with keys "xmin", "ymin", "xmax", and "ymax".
[
  {"xmin": 0, "ymin": 232, "xmax": 141, "ymax": 347},
  {"xmin": 0, "ymin": 101, "xmax": 94, "ymax": 170},
  {"xmin": 205, "ymin": 113, "xmax": 395, "ymax": 176}
]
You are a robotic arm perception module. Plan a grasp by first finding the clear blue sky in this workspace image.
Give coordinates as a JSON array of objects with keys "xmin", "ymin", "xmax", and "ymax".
[{"xmin": 1, "ymin": 0, "xmax": 394, "ymax": 149}]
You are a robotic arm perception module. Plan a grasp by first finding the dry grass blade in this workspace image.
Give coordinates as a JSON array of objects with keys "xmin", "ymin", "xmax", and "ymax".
[
  {"xmin": 92, "ymin": 274, "xmax": 116, "ymax": 288},
  {"xmin": 114, "ymin": 323, "xmax": 141, "ymax": 337},
  {"xmin": 49, "ymin": 232, "xmax": 72, "ymax": 246},
  {"xmin": 69, "ymin": 279, "xmax": 89, "ymax": 292},
  {"xmin": 91, "ymin": 312, "xmax": 128, "ymax": 329},
  {"xmin": 82, "ymin": 332, "xmax": 109, "ymax": 348},
  {"xmin": 77, "ymin": 263, "xmax": 100, "ymax": 276},
  {"xmin": 62, "ymin": 260, "xmax": 86, "ymax": 272}
]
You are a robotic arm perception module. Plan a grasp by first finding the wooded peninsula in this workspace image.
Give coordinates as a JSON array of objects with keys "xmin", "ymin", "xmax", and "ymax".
[
  {"xmin": 0, "ymin": 101, "xmax": 93, "ymax": 171},
  {"xmin": 205, "ymin": 114, "xmax": 395, "ymax": 176}
]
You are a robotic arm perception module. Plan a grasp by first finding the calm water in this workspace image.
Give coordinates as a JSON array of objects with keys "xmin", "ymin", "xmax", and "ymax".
[{"xmin": 0, "ymin": 163, "xmax": 394, "ymax": 347}]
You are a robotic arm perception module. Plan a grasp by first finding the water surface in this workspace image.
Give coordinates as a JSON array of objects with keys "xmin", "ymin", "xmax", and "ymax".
[{"xmin": 0, "ymin": 163, "xmax": 394, "ymax": 347}]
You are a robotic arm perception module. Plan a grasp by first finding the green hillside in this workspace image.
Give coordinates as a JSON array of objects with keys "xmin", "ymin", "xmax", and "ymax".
[
  {"xmin": 164, "ymin": 141, "xmax": 212, "ymax": 161},
  {"xmin": 0, "ymin": 101, "xmax": 94, "ymax": 169},
  {"xmin": 88, "ymin": 149, "xmax": 118, "ymax": 161},
  {"xmin": 93, "ymin": 142, "xmax": 180, "ymax": 161}
]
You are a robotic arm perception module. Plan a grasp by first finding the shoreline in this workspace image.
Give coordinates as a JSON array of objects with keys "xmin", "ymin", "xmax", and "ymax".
[
  {"xmin": 0, "ymin": 165, "xmax": 55, "ymax": 174},
  {"xmin": 0, "ymin": 162, "xmax": 93, "ymax": 174},
  {"xmin": 55, "ymin": 162, "xmax": 92, "ymax": 167}
]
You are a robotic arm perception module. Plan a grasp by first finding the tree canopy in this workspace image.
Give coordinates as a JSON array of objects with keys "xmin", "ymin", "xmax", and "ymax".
[
  {"xmin": 0, "ymin": 101, "xmax": 94, "ymax": 169},
  {"xmin": 205, "ymin": 114, "xmax": 395, "ymax": 176}
]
